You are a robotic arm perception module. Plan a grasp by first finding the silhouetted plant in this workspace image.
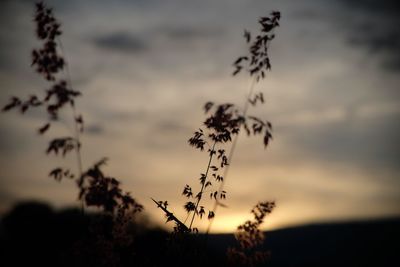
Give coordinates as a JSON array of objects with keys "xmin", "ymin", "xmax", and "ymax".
[
  {"xmin": 2, "ymin": 1, "xmax": 142, "ymax": 218},
  {"xmin": 2, "ymin": 3, "xmax": 144, "ymax": 266},
  {"xmin": 153, "ymin": 11, "xmax": 280, "ymax": 235},
  {"xmin": 207, "ymin": 10, "xmax": 281, "ymax": 233},
  {"xmin": 78, "ymin": 158, "xmax": 143, "ymax": 219},
  {"xmin": 3, "ymin": 2, "xmax": 282, "ymax": 266},
  {"xmin": 150, "ymin": 12, "xmax": 280, "ymax": 267},
  {"xmin": 227, "ymin": 201, "xmax": 275, "ymax": 267},
  {"xmin": 233, "ymin": 11, "xmax": 281, "ymax": 81}
]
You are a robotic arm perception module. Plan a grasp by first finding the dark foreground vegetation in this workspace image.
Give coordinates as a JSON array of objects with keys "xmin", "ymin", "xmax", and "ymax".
[
  {"xmin": 2, "ymin": 2, "xmax": 281, "ymax": 266},
  {"xmin": 3, "ymin": 2, "xmax": 398, "ymax": 267},
  {"xmin": 1, "ymin": 201, "xmax": 399, "ymax": 267}
]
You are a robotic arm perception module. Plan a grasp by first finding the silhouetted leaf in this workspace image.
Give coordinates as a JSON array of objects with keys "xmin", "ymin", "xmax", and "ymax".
[
  {"xmin": 233, "ymin": 66, "xmax": 242, "ymax": 76},
  {"xmin": 49, "ymin": 167, "xmax": 74, "ymax": 181},
  {"xmin": 199, "ymin": 173, "xmax": 206, "ymax": 185},
  {"xmin": 38, "ymin": 123, "xmax": 50, "ymax": 134},
  {"xmin": 213, "ymin": 191, "xmax": 218, "ymax": 200},
  {"xmin": 49, "ymin": 167, "xmax": 63, "ymax": 181},
  {"xmin": 208, "ymin": 211, "xmax": 215, "ymax": 219},
  {"xmin": 182, "ymin": 184, "xmax": 193, "ymax": 198},
  {"xmin": 220, "ymin": 190, "xmax": 226, "ymax": 199},
  {"xmin": 199, "ymin": 206, "xmax": 205, "ymax": 218},
  {"xmin": 217, "ymin": 149, "xmax": 225, "ymax": 159},
  {"xmin": 2, "ymin": 97, "xmax": 21, "ymax": 112},
  {"xmin": 244, "ymin": 29, "xmax": 251, "ymax": 43},
  {"xmin": 188, "ymin": 130, "xmax": 206, "ymax": 150},
  {"xmin": 184, "ymin": 201, "xmax": 196, "ymax": 213},
  {"xmin": 46, "ymin": 137, "xmax": 76, "ymax": 156},
  {"xmin": 204, "ymin": 101, "xmax": 214, "ymax": 113},
  {"xmin": 75, "ymin": 115, "xmax": 84, "ymax": 132},
  {"xmin": 263, "ymin": 131, "xmax": 272, "ymax": 148},
  {"xmin": 195, "ymin": 192, "xmax": 202, "ymax": 200},
  {"xmin": 261, "ymin": 23, "xmax": 274, "ymax": 33},
  {"xmin": 210, "ymin": 165, "xmax": 218, "ymax": 171}
]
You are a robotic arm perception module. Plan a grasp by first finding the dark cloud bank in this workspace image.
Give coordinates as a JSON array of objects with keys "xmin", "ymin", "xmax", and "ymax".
[
  {"xmin": 93, "ymin": 32, "xmax": 147, "ymax": 53},
  {"xmin": 338, "ymin": 0, "xmax": 400, "ymax": 71}
]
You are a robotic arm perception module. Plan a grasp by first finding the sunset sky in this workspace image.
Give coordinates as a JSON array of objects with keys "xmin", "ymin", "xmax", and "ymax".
[{"xmin": 0, "ymin": 0, "xmax": 399, "ymax": 233}]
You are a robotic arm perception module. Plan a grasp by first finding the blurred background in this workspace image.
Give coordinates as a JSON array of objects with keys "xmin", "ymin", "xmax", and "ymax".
[{"xmin": 0, "ymin": 0, "xmax": 399, "ymax": 233}]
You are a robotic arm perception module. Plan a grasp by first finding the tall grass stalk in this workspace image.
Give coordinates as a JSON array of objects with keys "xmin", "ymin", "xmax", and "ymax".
[{"xmin": 207, "ymin": 14, "xmax": 280, "ymax": 234}]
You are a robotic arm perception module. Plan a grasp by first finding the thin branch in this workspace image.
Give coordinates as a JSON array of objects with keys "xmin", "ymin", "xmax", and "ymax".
[
  {"xmin": 57, "ymin": 36, "xmax": 85, "ymax": 212},
  {"xmin": 151, "ymin": 198, "xmax": 189, "ymax": 232},
  {"xmin": 189, "ymin": 141, "xmax": 216, "ymax": 230},
  {"xmin": 207, "ymin": 22, "xmax": 277, "ymax": 233}
]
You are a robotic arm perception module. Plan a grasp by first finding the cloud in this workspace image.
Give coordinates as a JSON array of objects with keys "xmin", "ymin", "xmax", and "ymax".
[
  {"xmin": 336, "ymin": 0, "xmax": 400, "ymax": 71},
  {"xmin": 93, "ymin": 32, "xmax": 148, "ymax": 54},
  {"xmin": 154, "ymin": 120, "xmax": 188, "ymax": 132},
  {"xmin": 160, "ymin": 26, "xmax": 223, "ymax": 41},
  {"xmin": 348, "ymin": 29, "xmax": 400, "ymax": 71},
  {"xmin": 281, "ymin": 110, "xmax": 400, "ymax": 171},
  {"xmin": 85, "ymin": 124, "xmax": 104, "ymax": 135}
]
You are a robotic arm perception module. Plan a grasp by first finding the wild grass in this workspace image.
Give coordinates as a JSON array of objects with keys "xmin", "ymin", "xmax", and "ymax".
[
  {"xmin": 3, "ymin": 1, "xmax": 143, "ymax": 219},
  {"xmin": 2, "ymin": 2, "xmax": 281, "ymax": 266}
]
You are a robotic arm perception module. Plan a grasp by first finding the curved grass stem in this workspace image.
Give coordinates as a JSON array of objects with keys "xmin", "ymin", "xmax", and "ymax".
[
  {"xmin": 206, "ymin": 76, "xmax": 257, "ymax": 234},
  {"xmin": 189, "ymin": 141, "xmax": 217, "ymax": 230},
  {"xmin": 58, "ymin": 37, "xmax": 85, "ymax": 212}
]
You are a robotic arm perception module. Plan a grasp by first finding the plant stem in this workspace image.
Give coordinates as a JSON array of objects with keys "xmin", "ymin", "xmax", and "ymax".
[
  {"xmin": 206, "ymin": 76, "xmax": 257, "ymax": 234},
  {"xmin": 58, "ymin": 37, "xmax": 85, "ymax": 212},
  {"xmin": 71, "ymin": 104, "xmax": 84, "ymax": 211},
  {"xmin": 189, "ymin": 141, "xmax": 216, "ymax": 230},
  {"xmin": 205, "ymin": 22, "xmax": 278, "ymax": 233}
]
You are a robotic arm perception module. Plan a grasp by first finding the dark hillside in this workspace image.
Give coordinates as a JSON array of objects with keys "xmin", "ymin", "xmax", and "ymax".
[
  {"xmin": 209, "ymin": 218, "xmax": 400, "ymax": 267},
  {"xmin": 1, "ymin": 202, "xmax": 399, "ymax": 266}
]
